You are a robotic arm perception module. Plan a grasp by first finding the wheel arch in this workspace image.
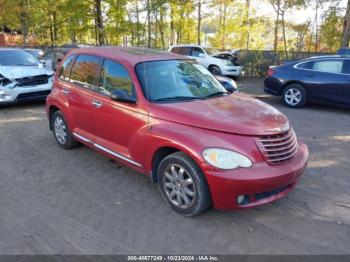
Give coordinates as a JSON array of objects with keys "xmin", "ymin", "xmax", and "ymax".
[
  {"xmin": 48, "ymin": 105, "xmax": 61, "ymax": 130},
  {"xmin": 282, "ymin": 80, "xmax": 308, "ymax": 94}
]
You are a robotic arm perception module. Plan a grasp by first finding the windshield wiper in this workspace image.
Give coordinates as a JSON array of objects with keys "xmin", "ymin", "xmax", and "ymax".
[
  {"xmin": 203, "ymin": 91, "xmax": 228, "ymax": 99},
  {"xmin": 153, "ymin": 96, "xmax": 200, "ymax": 102}
]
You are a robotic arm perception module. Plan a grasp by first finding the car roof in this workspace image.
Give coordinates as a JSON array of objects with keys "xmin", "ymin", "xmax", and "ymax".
[
  {"xmin": 170, "ymin": 44, "xmax": 214, "ymax": 48},
  {"xmin": 69, "ymin": 46, "xmax": 187, "ymax": 66},
  {"xmin": 0, "ymin": 48, "xmax": 25, "ymax": 51}
]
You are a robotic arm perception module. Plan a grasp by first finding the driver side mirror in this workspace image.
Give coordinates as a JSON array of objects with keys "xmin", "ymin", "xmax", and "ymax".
[
  {"xmin": 198, "ymin": 53, "xmax": 206, "ymax": 58},
  {"xmin": 110, "ymin": 89, "xmax": 136, "ymax": 104}
]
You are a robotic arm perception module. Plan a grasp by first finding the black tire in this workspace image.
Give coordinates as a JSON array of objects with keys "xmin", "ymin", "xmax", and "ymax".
[
  {"xmin": 282, "ymin": 84, "xmax": 307, "ymax": 108},
  {"xmin": 51, "ymin": 110, "xmax": 78, "ymax": 149},
  {"xmin": 157, "ymin": 152, "xmax": 211, "ymax": 216},
  {"xmin": 209, "ymin": 65, "xmax": 222, "ymax": 76}
]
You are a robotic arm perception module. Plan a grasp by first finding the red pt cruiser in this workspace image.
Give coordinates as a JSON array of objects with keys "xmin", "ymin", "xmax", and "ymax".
[{"xmin": 46, "ymin": 47, "xmax": 308, "ymax": 216}]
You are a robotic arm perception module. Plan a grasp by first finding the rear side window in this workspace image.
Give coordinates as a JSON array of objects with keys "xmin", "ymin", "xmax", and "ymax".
[
  {"xmin": 171, "ymin": 47, "xmax": 181, "ymax": 54},
  {"xmin": 313, "ymin": 60, "xmax": 343, "ymax": 73},
  {"xmin": 99, "ymin": 59, "xmax": 135, "ymax": 98},
  {"xmin": 58, "ymin": 55, "xmax": 76, "ymax": 81},
  {"xmin": 297, "ymin": 61, "xmax": 314, "ymax": 69},
  {"xmin": 179, "ymin": 47, "xmax": 192, "ymax": 56},
  {"xmin": 70, "ymin": 55, "xmax": 103, "ymax": 91}
]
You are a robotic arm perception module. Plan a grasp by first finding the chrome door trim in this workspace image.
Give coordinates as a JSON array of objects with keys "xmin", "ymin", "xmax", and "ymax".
[
  {"xmin": 73, "ymin": 132, "xmax": 91, "ymax": 143},
  {"xmin": 94, "ymin": 143, "xmax": 143, "ymax": 167},
  {"xmin": 72, "ymin": 132, "xmax": 143, "ymax": 168}
]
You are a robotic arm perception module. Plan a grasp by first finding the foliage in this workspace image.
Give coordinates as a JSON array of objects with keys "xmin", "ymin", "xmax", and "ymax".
[{"xmin": 0, "ymin": 0, "xmax": 347, "ymax": 52}]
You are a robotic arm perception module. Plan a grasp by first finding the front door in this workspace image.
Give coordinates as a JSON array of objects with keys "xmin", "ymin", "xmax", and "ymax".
[{"xmin": 92, "ymin": 59, "xmax": 147, "ymax": 168}]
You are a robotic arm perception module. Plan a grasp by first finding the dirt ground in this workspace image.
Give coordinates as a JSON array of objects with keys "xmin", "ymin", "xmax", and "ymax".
[{"xmin": 0, "ymin": 77, "xmax": 349, "ymax": 255}]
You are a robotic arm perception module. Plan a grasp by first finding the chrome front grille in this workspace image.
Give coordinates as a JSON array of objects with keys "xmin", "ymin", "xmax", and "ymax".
[{"xmin": 256, "ymin": 129, "xmax": 298, "ymax": 165}]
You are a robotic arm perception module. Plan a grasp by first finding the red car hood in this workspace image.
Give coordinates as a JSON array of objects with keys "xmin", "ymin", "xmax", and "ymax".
[{"xmin": 149, "ymin": 93, "xmax": 290, "ymax": 136}]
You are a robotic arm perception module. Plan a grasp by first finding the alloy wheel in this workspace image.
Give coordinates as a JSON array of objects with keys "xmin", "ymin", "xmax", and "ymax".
[
  {"xmin": 54, "ymin": 116, "xmax": 67, "ymax": 145},
  {"xmin": 284, "ymin": 88, "xmax": 302, "ymax": 106},
  {"xmin": 163, "ymin": 164, "xmax": 196, "ymax": 209}
]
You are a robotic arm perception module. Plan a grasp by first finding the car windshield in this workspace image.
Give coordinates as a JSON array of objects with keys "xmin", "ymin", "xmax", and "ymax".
[
  {"xmin": 135, "ymin": 60, "xmax": 228, "ymax": 103},
  {"xmin": 0, "ymin": 50, "xmax": 39, "ymax": 66},
  {"xmin": 204, "ymin": 47, "xmax": 220, "ymax": 56}
]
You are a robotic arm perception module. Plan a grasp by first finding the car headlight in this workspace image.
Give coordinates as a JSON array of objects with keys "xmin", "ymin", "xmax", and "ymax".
[{"xmin": 203, "ymin": 148, "xmax": 252, "ymax": 169}]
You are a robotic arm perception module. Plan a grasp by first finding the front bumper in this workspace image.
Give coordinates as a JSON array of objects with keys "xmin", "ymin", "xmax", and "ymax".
[
  {"xmin": 221, "ymin": 66, "xmax": 243, "ymax": 76},
  {"xmin": 0, "ymin": 82, "xmax": 52, "ymax": 103},
  {"xmin": 204, "ymin": 141, "xmax": 308, "ymax": 210}
]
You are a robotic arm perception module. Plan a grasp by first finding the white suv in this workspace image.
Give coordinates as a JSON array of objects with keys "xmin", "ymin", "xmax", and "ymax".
[
  {"xmin": 0, "ymin": 48, "xmax": 53, "ymax": 104},
  {"xmin": 169, "ymin": 45, "xmax": 243, "ymax": 78}
]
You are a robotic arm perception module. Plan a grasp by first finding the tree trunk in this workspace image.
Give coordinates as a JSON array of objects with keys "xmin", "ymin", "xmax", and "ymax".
[
  {"xmin": 136, "ymin": 1, "xmax": 140, "ymax": 45},
  {"xmin": 341, "ymin": 0, "xmax": 350, "ymax": 47},
  {"xmin": 95, "ymin": 0, "xmax": 105, "ymax": 45},
  {"xmin": 197, "ymin": 0, "xmax": 201, "ymax": 45},
  {"xmin": 281, "ymin": 12, "xmax": 288, "ymax": 60},
  {"xmin": 19, "ymin": 0, "xmax": 30, "ymax": 44},
  {"xmin": 314, "ymin": 0, "xmax": 318, "ymax": 52},
  {"xmin": 273, "ymin": 5, "xmax": 280, "ymax": 64},
  {"xmin": 170, "ymin": 3, "xmax": 175, "ymax": 45},
  {"xmin": 147, "ymin": 0, "xmax": 151, "ymax": 48},
  {"xmin": 159, "ymin": 6, "xmax": 165, "ymax": 49},
  {"xmin": 245, "ymin": 0, "xmax": 250, "ymax": 50}
]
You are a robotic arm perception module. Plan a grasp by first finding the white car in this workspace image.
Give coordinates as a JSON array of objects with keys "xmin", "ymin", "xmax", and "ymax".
[
  {"xmin": 0, "ymin": 48, "xmax": 53, "ymax": 104},
  {"xmin": 169, "ymin": 45, "xmax": 243, "ymax": 78}
]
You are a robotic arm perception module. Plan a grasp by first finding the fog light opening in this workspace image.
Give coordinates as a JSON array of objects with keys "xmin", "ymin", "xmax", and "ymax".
[{"xmin": 236, "ymin": 195, "xmax": 249, "ymax": 205}]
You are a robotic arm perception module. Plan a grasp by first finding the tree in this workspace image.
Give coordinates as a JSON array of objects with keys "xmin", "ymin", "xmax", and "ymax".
[{"xmin": 341, "ymin": 0, "xmax": 350, "ymax": 47}]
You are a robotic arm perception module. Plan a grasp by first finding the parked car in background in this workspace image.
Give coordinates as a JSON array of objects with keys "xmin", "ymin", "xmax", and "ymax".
[
  {"xmin": 41, "ymin": 48, "xmax": 71, "ymax": 71},
  {"xmin": 25, "ymin": 48, "xmax": 44, "ymax": 60},
  {"xmin": 169, "ymin": 45, "xmax": 243, "ymax": 78},
  {"xmin": 337, "ymin": 48, "xmax": 350, "ymax": 56},
  {"xmin": 0, "ymin": 48, "xmax": 53, "ymax": 104},
  {"xmin": 46, "ymin": 47, "xmax": 308, "ymax": 216},
  {"xmin": 264, "ymin": 56, "xmax": 350, "ymax": 108}
]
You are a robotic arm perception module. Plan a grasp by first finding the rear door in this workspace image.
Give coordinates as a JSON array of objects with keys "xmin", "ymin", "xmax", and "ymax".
[
  {"xmin": 299, "ymin": 59, "xmax": 345, "ymax": 103},
  {"xmin": 67, "ymin": 54, "xmax": 103, "ymax": 142}
]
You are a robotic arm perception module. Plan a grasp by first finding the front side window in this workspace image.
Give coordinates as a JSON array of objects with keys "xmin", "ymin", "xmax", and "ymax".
[
  {"xmin": 58, "ymin": 55, "xmax": 76, "ymax": 81},
  {"xmin": 0, "ymin": 50, "xmax": 39, "ymax": 66},
  {"xmin": 99, "ymin": 59, "xmax": 135, "ymax": 98},
  {"xmin": 70, "ymin": 55, "xmax": 103, "ymax": 91},
  {"xmin": 135, "ymin": 60, "xmax": 227, "ymax": 102},
  {"xmin": 192, "ymin": 47, "xmax": 205, "ymax": 57}
]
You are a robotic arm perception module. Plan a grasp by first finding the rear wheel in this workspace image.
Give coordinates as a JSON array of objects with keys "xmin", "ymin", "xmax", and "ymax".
[
  {"xmin": 282, "ymin": 84, "xmax": 307, "ymax": 108},
  {"xmin": 51, "ymin": 111, "xmax": 78, "ymax": 149},
  {"xmin": 157, "ymin": 152, "xmax": 211, "ymax": 216},
  {"xmin": 209, "ymin": 65, "xmax": 222, "ymax": 76}
]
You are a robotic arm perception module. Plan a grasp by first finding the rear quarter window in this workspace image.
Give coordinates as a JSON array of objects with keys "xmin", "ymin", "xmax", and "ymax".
[{"xmin": 58, "ymin": 55, "xmax": 76, "ymax": 81}]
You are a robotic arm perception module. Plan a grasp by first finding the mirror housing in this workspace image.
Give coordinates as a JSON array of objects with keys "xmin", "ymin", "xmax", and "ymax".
[
  {"xmin": 198, "ymin": 53, "xmax": 206, "ymax": 58},
  {"xmin": 110, "ymin": 89, "xmax": 136, "ymax": 104}
]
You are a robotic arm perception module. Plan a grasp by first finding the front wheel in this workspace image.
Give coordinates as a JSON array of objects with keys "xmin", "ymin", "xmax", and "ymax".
[
  {"xmin": 282, "ymin": 84, "xmax": 307, "ymax": 108},
  {"xmin": 209, "ymin": 65, "xmax": 222, "ymax": 76},
  {"xmin": 157, "ymin": 152, "xmax": 211, "ymax": 216}
]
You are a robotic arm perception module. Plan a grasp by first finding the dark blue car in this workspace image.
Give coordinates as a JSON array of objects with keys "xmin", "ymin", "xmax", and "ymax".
[{"xmin": 264, "ymin": 56, "xmax": 350, "ymax": 108}]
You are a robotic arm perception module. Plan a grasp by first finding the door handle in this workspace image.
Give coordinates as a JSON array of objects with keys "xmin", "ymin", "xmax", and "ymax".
[
  {"xmin": 62, "ymin": 87, "xmax": 70, "ymax": 95},
  {"xmin": 92, "ymin": 100, "xmax": 103, "ymax": 108}
]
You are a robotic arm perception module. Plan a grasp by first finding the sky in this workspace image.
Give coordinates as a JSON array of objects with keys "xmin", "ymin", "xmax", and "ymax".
[{"xmin": 253, "ymin": 0, "xmax": 348, "ymax": 24}]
